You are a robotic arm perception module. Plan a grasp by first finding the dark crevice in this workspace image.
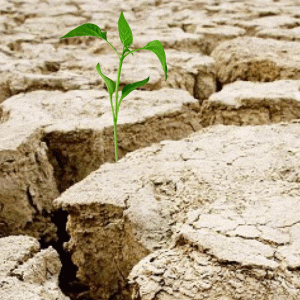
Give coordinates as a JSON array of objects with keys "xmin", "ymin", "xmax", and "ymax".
[
  {"xmin": 26, "ymin": 186, "xmax": 39, "ymax": 214},
  {"xmin": 43, "ymin": 61, "xmax": 61, "ymax": 73},
  {"xmin": 42, "ymin": 144, "xmax": 65, "ymax": 193},
  {"xmin": 216, "ymin": 78, "xmax": 223, "ymax": 92},
  {"xmin": 193, "ymin": 73, "xmax": 199, "ymax": 103},
  {"xmin": 0, "ymin": 81, "xmax": 13, "ymax": 105},
  {"xmin": 40, "ymin": 209, "xmax": 93, "ymax": 300},
  {"xmin": 23, "ymin": 85, "xmax": 67, "ymax": 93}
]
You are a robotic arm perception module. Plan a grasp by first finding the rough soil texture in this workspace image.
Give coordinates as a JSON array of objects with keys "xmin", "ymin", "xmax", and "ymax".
[
  {"xmin": 2, "ymin": 0, "xmax": 300, "ymax": 299},
  {"xmin": 55, "ymin": 122, "xmax": 300, "ymax": 300},
  {"xmin": 211, "ymin": 36, "xmax": 300, "ymax": 84},
  {"xmin": 0, "ymin": 128, "xmax": 60, "ymax": 242},
  {"xmin": 0, "ymin": 235, "xmax": 70, "ymax": 300}
]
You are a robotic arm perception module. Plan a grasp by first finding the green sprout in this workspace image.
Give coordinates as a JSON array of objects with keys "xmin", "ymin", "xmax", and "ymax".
[{"xmin": 60, "ymin": 11, "xmax": 168, "ymax": 161}]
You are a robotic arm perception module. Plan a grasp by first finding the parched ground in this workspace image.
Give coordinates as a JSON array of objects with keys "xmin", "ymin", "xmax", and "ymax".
[{"xmin": 2, "ymin": 0, "xmax": 300, "ymax": 299}]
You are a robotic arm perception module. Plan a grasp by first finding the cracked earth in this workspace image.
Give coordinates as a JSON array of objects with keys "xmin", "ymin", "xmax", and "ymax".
[{"xmin": 2, "ymin": 0, "xmax": 300, "ymax": 299}]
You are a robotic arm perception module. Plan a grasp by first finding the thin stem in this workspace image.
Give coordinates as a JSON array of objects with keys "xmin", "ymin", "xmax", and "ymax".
[
  {"xmin": 113, "ymin": 118, "xmax": 118, "ymax": 161},
  {"xmin": 115, "ymin": 93, "xmax": 123, "ymax": 121},
  {"xmin": 111, "ymin": 47, "xmax": 142, "ymax": 162},
  {"xmin": 115, "ymin": 51, "xmax": 124, "ymax": 115},
  {"xmin": 109, "ymin": 94, "xmax": 116, "ymax": 121},
  {"xmin": 115, "ymin": 50, "xmax": 141, "ymax": 119},
  {"xmin": 112, "ymin": 46, "xmax": 126, "ymax": 162},
  {"xmin": 114, "ymin": 48, "xmax": 143, "ymax": 120},
  {"xmin": 106, "ymin": 40, "xmax": 121, "ymax": 59}
]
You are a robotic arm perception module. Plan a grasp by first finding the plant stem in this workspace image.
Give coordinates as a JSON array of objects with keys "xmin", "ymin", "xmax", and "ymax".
[
  {"xmin": 109, "ymin": 94, "xmax": 116, "ymax": 120},
  {"xmin": 113, "ymin": 118, "xmax": 118, "ymax": 161},
  {"xmin": 108, "ymin": 46, "xmax": 145, "ymax": 162},
  {"xmin": 113, "ymin": 47, "xmax": 126, "ymax": 162},
  {"xmin": 106, "ymin": 41, "xmax": 121, "ymax": 59}
]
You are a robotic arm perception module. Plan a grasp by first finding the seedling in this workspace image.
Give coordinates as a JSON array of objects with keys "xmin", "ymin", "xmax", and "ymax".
[{"xmin": 60, "ymin": 11, "xmax": 168, "ymax": 161}]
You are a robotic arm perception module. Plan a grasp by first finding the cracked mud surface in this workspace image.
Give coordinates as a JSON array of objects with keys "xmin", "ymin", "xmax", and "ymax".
[
  {"xmin": 0, "ymin": 235, "xmax": 69, "ymax": 300},
  {"xmin": 2, "ymin": 0, "xmax": 300, "ymax": 299}
]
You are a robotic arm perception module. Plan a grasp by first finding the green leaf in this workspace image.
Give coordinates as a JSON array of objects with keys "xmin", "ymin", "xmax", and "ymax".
[
  {"xmin": 96, "ymin": 63, "xmax": 116, "ymax": 98},
  {"xmin": 60, "ymin": 23, "xmax": 107, "ymax": 41},
  {"xmin": 142, "ymin": 40, "xmax": 167, "ymax": 81},
  {"xmin": 118, "ymin": 11, "xmax": 133, "ymax": 47},
  {"xmin": 123, "ymin": 46, "xmax": 134, "ymax": 57},
  {"xmin": 119, "ymin": 76, "xmax": 150, "ymax": 103}
]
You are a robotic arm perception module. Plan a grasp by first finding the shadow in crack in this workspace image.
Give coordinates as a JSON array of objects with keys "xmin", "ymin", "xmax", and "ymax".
[{"xmin": 40, "ymin": 210, "xmax": 93, "ymax": 300}]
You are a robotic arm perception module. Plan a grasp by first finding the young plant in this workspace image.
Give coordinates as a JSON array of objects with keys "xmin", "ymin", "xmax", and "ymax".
[{"xmin": 60, "ymin": 11, "xmax": 168, "ymax": 162}]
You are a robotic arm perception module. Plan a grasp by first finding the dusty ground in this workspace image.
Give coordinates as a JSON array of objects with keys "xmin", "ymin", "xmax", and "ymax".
[{"xmin": 2, "ymin": 0, "xmax": 300, "ymax": 299}]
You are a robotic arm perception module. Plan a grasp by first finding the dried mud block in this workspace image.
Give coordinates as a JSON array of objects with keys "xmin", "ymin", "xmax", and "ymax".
[
  {"xmin": 0, "ymin": 235, "xmax": 69, "ymax": 300},
  {"xmin": 211, "ymin": 37, "xmax": 300, "ymax": 84},
  {"xmin": 0, "ymin": 128, "xmax": 59, "ymax": 241},
  {"xmin": 256, "ymin": 27, "xmax": 300, "ymax": 41},
  {"xmin": 162, "ymin": 50, "xmax": 216, "ymax": 103},
  {"xmin": 0, "ymin": 92, "xmax": 60, "ymax": 241},
  {"xmin": 200, "ymin": 79, "xmax": 300, "ymax": 127},
  {"xmin": 0, "ymin": 92, "xmax": 61, "ymax": 240},
  {"xmin": 54, "ymin": 122, "xmax": 300, "ymax": 299},
  {"xmin": 193, "ymin": 25, "xmax": 246, "ymax": 55},
  {"xmin": 237, "ymin": 15, "xmax": 300, "ymax": 31},
  {"xmin": 131, "ymin": 27, "xmax": 207, "ymax": 54}
]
